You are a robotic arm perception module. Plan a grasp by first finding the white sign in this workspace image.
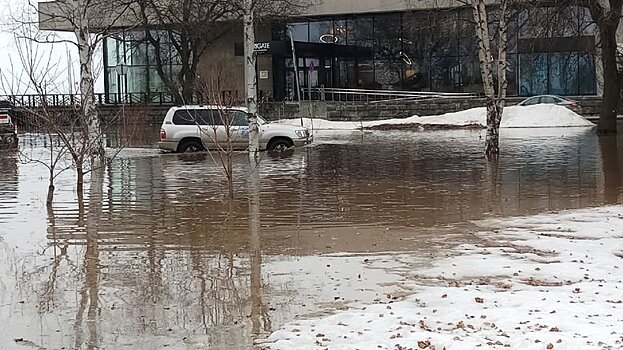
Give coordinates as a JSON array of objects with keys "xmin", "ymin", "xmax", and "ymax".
[
  {"xmin": 260, "ymin": 71, "xmax": 269, "ymax": 80},
  {"xmin": 254, "ymin": 42, "xmax": 271, "ymax": 52}
]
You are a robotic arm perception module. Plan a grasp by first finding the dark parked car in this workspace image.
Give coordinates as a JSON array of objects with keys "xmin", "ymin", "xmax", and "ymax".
[
  {"xmin": 518, "ymin": 95, "xmax": 583, "ymax": 114},
  {"xmin": 0, "ymin": 101, "xmax": 18, "ymax": 148}
]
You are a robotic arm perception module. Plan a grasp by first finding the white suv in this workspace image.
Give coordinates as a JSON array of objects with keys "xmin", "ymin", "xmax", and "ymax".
[{"xmin": 158, "ymin": 106, "xmax": 311, "ymax": 153}]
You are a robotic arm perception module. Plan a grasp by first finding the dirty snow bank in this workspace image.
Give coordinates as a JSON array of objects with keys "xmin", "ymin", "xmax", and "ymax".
[
  {"xmin": 275, "ymin": 104, "xmax": 595, "ymax": 130},
  {"xmin": 262, "ymin": 206, "xmax": 623, "ymax": 350}
]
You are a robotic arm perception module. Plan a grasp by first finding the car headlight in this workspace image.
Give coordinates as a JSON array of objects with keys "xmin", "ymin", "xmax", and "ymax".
[{"xmin": 295, "ymin": 130, "xmax": 307, "ymax": 138}]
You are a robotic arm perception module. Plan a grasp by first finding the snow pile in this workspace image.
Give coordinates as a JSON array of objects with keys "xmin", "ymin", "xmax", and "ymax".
[
  {"xmin": 274, "ymin": 104, "xmax": 595, "ymax": 130},
  {"xmin": 263, "ymin": 206, "xmax": 623, "ymax": 350},
  {"xmin": 413, "ymin": 104, "xmax": 595, "ymax": 128}
]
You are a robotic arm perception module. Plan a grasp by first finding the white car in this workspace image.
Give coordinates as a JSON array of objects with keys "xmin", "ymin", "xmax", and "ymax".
[{"xmin": 158, "ymin": 105, "xmax": 311, "ymax": 153}]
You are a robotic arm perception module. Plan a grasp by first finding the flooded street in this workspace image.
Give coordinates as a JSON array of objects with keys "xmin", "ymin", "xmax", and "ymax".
[{"xmin": 0, "ymin": 127, "xmax": 621, "ymax": 349}]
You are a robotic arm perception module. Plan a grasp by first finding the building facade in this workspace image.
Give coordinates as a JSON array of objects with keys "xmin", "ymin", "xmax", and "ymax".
[{"xmin": 100, "ymin": 2, "xmax": 599, "ymax": 103}]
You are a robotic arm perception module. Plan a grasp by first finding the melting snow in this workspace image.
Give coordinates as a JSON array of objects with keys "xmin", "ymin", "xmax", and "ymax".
[
  {"xmin": 263, "ymin": 206, "xmax": 623, "ymax": 350},
  {"xmin": 275, "ymin": 104, "xmax": 595, "ymax": 130}
]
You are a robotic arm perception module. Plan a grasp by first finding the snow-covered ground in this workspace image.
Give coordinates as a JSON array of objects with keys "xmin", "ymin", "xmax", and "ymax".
[
  {"xmin": 275, "ymin": 104, "xmax": 595, "ymax": 130},
  {"xmin": 262, "ymin": 206, "xmax": 623, "ymax": 350}
]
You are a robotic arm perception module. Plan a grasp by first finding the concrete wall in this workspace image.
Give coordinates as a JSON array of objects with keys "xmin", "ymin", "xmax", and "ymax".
[
  {"xmin": 260, "ymin": 96, "xmax": 605, "ymax": 122},
  {"xmin": 302, "ymin": 0, "xmax": 462, "ymax": 16}
]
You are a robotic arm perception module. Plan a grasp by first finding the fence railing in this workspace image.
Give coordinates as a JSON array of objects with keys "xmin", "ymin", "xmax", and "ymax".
[
  {"xmin": 2, "ymin": 88, "xmax": 480, "ymax": 109},
  {"xmin": 0, "ymin": 92, "xmax": 180, "ymax": 108},
  {"xmin": 299, "ymin": 87, "xmax": 479, "ymax": 103}
]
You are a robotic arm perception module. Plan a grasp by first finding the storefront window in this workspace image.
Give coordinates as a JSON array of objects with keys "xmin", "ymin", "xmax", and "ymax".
[
  {"xmin": 402, "ymin": 58, "xmax": 430, "ymax": 91},
  {"xmin": 348, "ymin": 16, "xmax": 374, "ymax": 48},
  {"xmin": 519, "ymin": 53, "xmax": 548, "ymax": 95},
  {"xmin": 288, "ymin": 23, "xmax": 309, "ymax": 42},
  {"xmin": 431, "ymin": 56, "xmax": 460, "ymax": 92},
  {"xmin": 334, "ymin": 20, "xmax": 348, "ymax": 45},
  {"xmin": 549, "ymin": 52, "xmax": 579, "ymax": 95},
  {"xmin": 578, "ymin": 53, "xmax": 596, "ymax": 95},
  {"xmin": 430, "ymin": 11, "xmax": 458, "ymax": 57},
  {"xmin": 402, "ymin": 11, "xmax": 433, "ymax": 58},
  {"xmin": 309, "ymin": 21, "xmax": 335, "ymax": 43}
]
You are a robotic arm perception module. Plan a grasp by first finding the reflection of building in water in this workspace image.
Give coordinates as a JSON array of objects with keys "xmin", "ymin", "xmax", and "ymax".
[
  {"xmin": 0, "ymin": 151, "xmax": 19, "ymax": 219},
  {"xmin": 22, "ymin": 129, "xmax": 621, "ymax": 349}
]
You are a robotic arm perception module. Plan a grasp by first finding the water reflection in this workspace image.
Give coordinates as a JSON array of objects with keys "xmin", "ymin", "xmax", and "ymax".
[
  {"xmin": 599, "ymin": 135, "xmax": 622, "ymax": 204},
  {"xmin": 0, "ymin": 127, "xmax": 622, "ymax": 349}
]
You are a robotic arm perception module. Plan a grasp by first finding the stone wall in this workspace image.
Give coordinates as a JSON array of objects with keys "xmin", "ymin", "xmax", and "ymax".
[
  {"xmin": 260, "ymin": 96, "xmax": 604, "ymax": 122},
  {"xmin": 16, "ymin": 96, "xmax": 605, "ymax": 127}
]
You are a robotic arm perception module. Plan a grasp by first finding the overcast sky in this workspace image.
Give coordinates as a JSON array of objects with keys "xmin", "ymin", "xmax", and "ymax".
[{"xmin": 0, "ymin": 0, "xmax": 104, "ymax": 95}]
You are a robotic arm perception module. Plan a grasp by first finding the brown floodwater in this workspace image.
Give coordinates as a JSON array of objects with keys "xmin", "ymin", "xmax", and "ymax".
[{"xmin": 0, "ymin": 126, "xmax": 621, "ymax": 349}]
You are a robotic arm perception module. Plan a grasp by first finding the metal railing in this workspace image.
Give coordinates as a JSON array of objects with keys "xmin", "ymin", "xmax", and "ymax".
[
  {"xmin": 0, "ymin": 92, "xmax": 179, "ymax": 108},
  {"xmin": 300, "ymin": 87, "xmax": 479, "ymax": 103}
]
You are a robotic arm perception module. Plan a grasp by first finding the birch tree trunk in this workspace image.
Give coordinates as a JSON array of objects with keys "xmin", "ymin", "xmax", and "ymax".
[
  {"xmin": 73, "ymin": 0, "xmax": 105, "ymax": 162},
  {"xmin": 589, "ymin": 0, "xmax": 623, "ymax": 135},
  {"xmin": 243, "ymin": 0, "xmax": 260, "ymax": 156},
  {"xmin": 471, "ymin": 0, "xmax": 508, "ymax": 158}
]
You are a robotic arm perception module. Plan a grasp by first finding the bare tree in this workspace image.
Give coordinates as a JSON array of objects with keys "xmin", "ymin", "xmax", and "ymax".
[
  {"xmin": 238, "ymin": 0, "xmax": 309, "ymax": 156},
  {"xmin": 468, "ymin": 0, "xmax": 511, "ymax": 158},
  {"xmin": 3, "ymin": 18, "xmax": 136, "ymax": 200},
  {"xmin": 35, "ymin": 0, "xmax": 134, "ymax": 160},
  {"xmin": 127, "ymin": 0, "xmax": 237, "ymax": 104},
  {"xmin": 586, "ymin": 0, "xmax": 622, "ymax": 134},
  {"xmin": 196, "ymin": 71, "xmax": 245, "ymax": 200}
]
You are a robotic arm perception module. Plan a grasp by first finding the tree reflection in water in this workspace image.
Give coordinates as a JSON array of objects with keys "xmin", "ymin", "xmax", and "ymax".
[{"xmin": 599, "ymin": 135, "xmax": 622, "ymax": 204}]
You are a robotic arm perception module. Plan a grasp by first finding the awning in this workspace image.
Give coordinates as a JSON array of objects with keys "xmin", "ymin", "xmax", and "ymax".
[{"xmin": 234, "ymin": 40, "xmax": 373, "ymax": 58}]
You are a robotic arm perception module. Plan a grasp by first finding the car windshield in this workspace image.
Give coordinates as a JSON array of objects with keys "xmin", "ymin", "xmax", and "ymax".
[
  {"xmin": 522, "ymin": 97, "xmax": 538, "ymax": 105},
  {"xmin": 257, "ymin": 115, "xmax": 268, "ymax": 125}
]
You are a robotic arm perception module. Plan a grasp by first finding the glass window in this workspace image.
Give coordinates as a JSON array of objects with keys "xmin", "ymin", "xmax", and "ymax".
[
  {"xmin": 107, "ymin": 68, "xmax": 119, "ymax": 94},
  {"xmin": 518, "ymin": 8, "xmax": 549, "ymax": 39},
  {"xmin": 522, "ymin": 97, "xmax": 537, "ymax": 105},
  {"xmin": 374, "ymin": 13, "xmax": 402, "ymax": 60},
  {"xmin": 519, "ymin": 53, "xmax": 548, "ymax": 96},
  {"xmin": 459, "ymin": 56, "xmax": 481, "ymax": 93},
  {"xmin": 431, "ymin": 56, "xmax": 460, "ymax": 92},
  {"xmin": 310, "ymin": 21, "xmax": 334, "ymax": 43},
  {"xmin": 357, "ymin": 59, "xmax": 375, "ymax": 88},
  {"xmin": 149, "ymin": 67, "xmax": 168, "ymax": 93},
  {"xmin": 203, "ymin": 109, "xmax": 223, "ymax": 125},
  {"xmin": 580, "ymin": 8, "xmax": 596, "ymax": 36},
  {"xmin": 402, "ymin": 11, "xmax": 433, "ymax": 58},
  {"xmin": 229, "ymin": 110, "xmax": 249, "ymax": 126},
  {"xmin": 288, "ymin": 23, "xmax": 309, "ymax": 42},
  {"xmin": 430, "ymin": 11, "xmax": 458, "ymax": 57},
  {"xmin": 106, "ymin": 37, "xmax": 119, "ymax": 67},
  {"xmin": 173, "ymin": 109, "xmax": 223, "ymax": 126},
  {"xmin": 579, "ymin": 53, "xmax": 596, "ymax": 95},
  {"xmin": 458, "ymin": 9, "xmax": 477, "ymax": 56},
  {"xmin": 334, "ymin": 20, "xmax": 348, "ymax": 45},
  {"xmin": 126, "ymin": 66, "xmax": 147, "ymax": 93},
  {"xmin": 506, "ymin": 54, "xmax": 518, "ymax": 96},
  {"xmin": 338, "ymin": 59, "xmax": 357, "ymax": 88},
  {"xmin": 549, "ymin": 52, "xmax": 579, "ymax": 95},
  {"xmin": 348, "ymin": 16, "xmax": 374, "ymax": 48},
  {"xmin": 375, "ymin": 60, "xmax": 402, "ymax": 89},
  {"xmin": 402, "ymin": 57, "xmax": 430, "ymax": 91},
  {"xmin": 173, "ymin": 110, "xmax": 199, "ymax": 125},
  {"xmin": 549, "ymin": 7, "xmax": 579, "ymax": 37}
]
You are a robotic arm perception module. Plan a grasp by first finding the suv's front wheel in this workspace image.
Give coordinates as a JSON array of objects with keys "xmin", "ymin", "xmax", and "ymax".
[
  {"xmin": 267, "ymin": 138, "xmax": 294, "ymax": 152},
  {"xmin": 178, "ymin": 139, "xmax": 204, "ymax": 153}
]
